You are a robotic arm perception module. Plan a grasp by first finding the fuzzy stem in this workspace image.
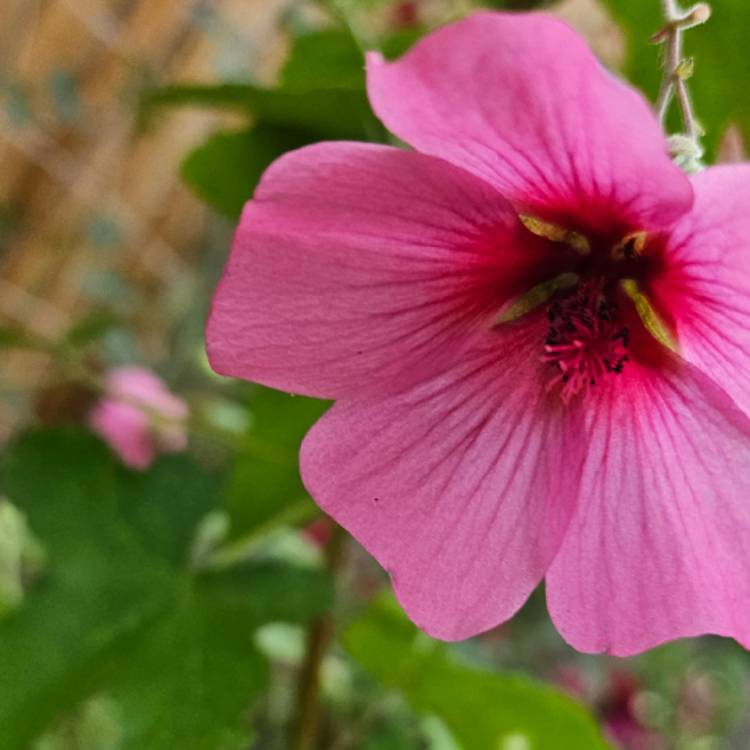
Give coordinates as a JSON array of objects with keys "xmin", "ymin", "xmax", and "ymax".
[
  {"xmin": 289, "ymin": 523, "xmax": 346, "ymax": 750},
  {"xmin": 654, "ymin": 0, "xmax": 709, "ymax": 146}
]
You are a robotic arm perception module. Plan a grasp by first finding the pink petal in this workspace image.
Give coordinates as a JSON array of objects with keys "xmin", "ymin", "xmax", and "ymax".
[
  {"xmin": 89, "ymin": 400, "xmax": 155, "ymax": 470},
  {"xmin": 300, "ymin": 314, "xmax": 584, "ymax": 640},
  {"xmin": 207, "ymin": 141, "xmax": 554, "ymax": 399},
  {"xmin": 366, "ymin": 12, "xmax": 693, "ymax": 232},
  {"xmin": 652, "ymin": 165, "xmax": 750, "ymax": 415},
  {"xmin": 546, "ymin": 355, "xmax": 750, "ymax": 655}
]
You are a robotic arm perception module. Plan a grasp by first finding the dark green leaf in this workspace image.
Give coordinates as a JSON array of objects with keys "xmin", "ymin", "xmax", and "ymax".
[
  {"xmin": 0, "ymin": 430, "xmax": 330, "ymax": 749},
  {"xmin": 142, "ymin": 84, "xmax": 379, "ymax": 141},
  {"xmin": 0, "ymin": 432, "xmax": 174, "ymax": 750},
  {"xmin": 344, "ymin": 596, "xmax": 611, "ymax": 750},
  {"xmin": 116, "ymin": 453, "xmax": 222, "ymax": 565},
  {"xmin": 281, "ymin": 30, "xmax": 365, "ymax": 90},
  {"xmin": 200, "ymin": 561, "xmax": 333, "ymax": 626},
  {"xmin": 108, "ymin": 583, "xmax": 267, "ymax": 750},
  {"xmin": 226, "ymin": 387, "xmax": 330, "ymax": 540},
  {"xmin": 181, "ymin": 126, "xmax": 312, "ymax": 219},
  {"xmin": 380, "ymin": 28, "xmax": 424, "ymax": 60},
  {"xmin": 64, "ymin": 311, "xmax": 120, "ymax": 348}
]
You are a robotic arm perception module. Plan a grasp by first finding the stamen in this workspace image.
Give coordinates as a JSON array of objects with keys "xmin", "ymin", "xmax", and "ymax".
[
  {"xmin": 494, "ymin": 272, "xmax": 579, "ymax": 325},
  {"xmin": 544, "ymin": 282, "xmax": 630, "ymax": 404},
  {"xmin": 519, "ymin": 215, "xmax": 590, "ymax": 256},
  {"xmin": 620, "ymin": 278, "xmax": 677, "ymax": 352},
  {"xmin": 611, "ymin": 231, "xmax": 648, "ymax": 261}
]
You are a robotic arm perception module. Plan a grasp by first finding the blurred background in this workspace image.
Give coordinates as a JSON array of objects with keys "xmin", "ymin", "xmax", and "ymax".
[{"xmin": 1, "ymin": 1, "xmax": 749, "ymax": 749}]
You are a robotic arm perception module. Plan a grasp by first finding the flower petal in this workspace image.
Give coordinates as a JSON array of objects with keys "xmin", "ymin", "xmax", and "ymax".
[
  {"xmin": 546, "ymin": 355, "xmax": 750, "ymax": 655},
  {"xmin": 300, "ymin": 314, "xmax": 584, "ymax": 640},
  {"xmin": 207, "ymin": 141, "xmax": 553, "ymax": 399},
  {"xmin": 366, "ymin": 12, "xmax": 693, "ymax": 232},
  {"xmin": 652, "ymin": 165, "xmax": 750, "ymax": 415},
  {"xmin": 89, "ymin": 400, "xmax": 155, "ymax": 471}
]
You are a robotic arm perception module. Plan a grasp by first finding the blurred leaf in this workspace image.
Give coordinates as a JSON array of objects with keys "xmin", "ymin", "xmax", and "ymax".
[
  {"xmin": 344, "ymin": 596, "xmax": 611, "ymax": 750},
  {"xmin": 182, "ymin": 126, "xmax": 311, "ymax": 219},
  {"xmin": 107, "ymin": 583, "xmax": 267, "ymax": 750},
  {"xmin": 33, "ymin": 695, "xmax": 123, "ymax": 750},
  {"xmin": 0, "ymin": 432, "xmax": 175, "ymax": 750},
  {"xmin": 381, "ymin": 28, "xmax": 424, "ymax": 60},
  {"xmin": 116, "ymin": 454, "xmax": 223, "ymax": 565},
  {"xmin": 602, "ymin": 0, "xmax": 750, "ymax": 159},
  {"xmin": 0, "ymin": 323, "xmax": 43, "ymax": 350},
  {"xmin": 0, "ymin": 430, "xmax": 330, "ymax": 750},
  {"xmin": 281, "ymin": 30, "xmax": 365, "ymax": 90},
  {"xmin": 64, "ymin": 311, "xmax": 120, "ymax": 348},
  {"xmin": 226, "ymin": 387, "xmax": 330, "ymax": 540},
  {"xmin": 142, "ymin": 83, "xmax": 379, "ymax": 141}
]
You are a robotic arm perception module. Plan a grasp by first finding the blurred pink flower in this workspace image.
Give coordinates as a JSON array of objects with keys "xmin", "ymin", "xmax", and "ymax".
[
  {"xmin": 207, "ymin": 13, "xmax": 750, "ymax": 654},
  {"xmin": 89, "ymin": 366, "xmax": 189, "ymax": 470},
  {"xmin": 599, "ymin": 673, "xmax": 661, "ymax": 750}
]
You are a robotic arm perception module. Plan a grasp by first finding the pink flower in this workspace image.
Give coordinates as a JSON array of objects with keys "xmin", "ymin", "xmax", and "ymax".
[
  {"xmin": 207, "ymin": 13, "xmax": 750, "ymax": 654},
  {"xmin": 89, "ymin": 366, "xmax": 189, "ymax": 470}
]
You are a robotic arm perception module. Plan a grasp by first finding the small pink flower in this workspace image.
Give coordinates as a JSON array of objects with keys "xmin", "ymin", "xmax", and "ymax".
[
  {"xmin": 207, "ymin": 13, "xmax": 750, "ymax": 654},
  {"xmin": 89, "ymin": 366, "xmax": 189, "ymax": 470}
]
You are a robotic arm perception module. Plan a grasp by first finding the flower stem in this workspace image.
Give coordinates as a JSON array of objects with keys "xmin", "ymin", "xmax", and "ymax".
[
  {"xmin": 289, "ymin": 522, "xmax": 346, "ymax": 750},
  {"xmin": 653, "ymin": 0, "xmax": 710, "ymax": 148}
]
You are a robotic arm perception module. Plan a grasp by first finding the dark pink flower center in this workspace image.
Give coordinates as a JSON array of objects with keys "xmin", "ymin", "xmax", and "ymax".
[
  {"xmin": 544, "ymin": 281, "xmax": 629, "ymax": 404},
  {"xmin": 516, "ymin": 219, "xmax": 671, "ymax": 402}
]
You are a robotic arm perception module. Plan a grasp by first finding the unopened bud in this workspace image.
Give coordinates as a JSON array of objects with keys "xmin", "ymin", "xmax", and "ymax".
[{"xmin": 675, "ymin": 57, "xmax": 695, "ymax": 80}]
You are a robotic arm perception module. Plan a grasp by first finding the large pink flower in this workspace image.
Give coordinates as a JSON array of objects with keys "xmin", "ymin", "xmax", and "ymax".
[
  {"xmin": 206, "ymin": 12, "xmax": 750, "ymax": 655},
  {"xmin": 89, "ymin": 366, "xmax": 189, "ymax": 470}
]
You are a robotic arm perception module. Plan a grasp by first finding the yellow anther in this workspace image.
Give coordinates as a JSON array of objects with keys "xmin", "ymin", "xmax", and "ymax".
[
  {"xmin": 494, "ymin": 272, "xmax": 580, "ymax": 325},
  {"xmin": 620, "ymin": 278, "xmax": 677, "ymax": 352},
  {"xmin": 612, "ymin": 231, "xmax": 648, "ymax": 260},
  {"xmin": 519, "ymin": 215, "xmax": 590, "ymax": 256}
]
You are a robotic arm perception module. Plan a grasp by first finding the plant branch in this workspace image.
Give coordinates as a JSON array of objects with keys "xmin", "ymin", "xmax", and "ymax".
[
  {"xmin": 652, "ymin": 1, "xmax": 710, "ymax": 147},
  {"xmin": 289, "ymin": 522, "xmax": 347, "ymax": 750}
]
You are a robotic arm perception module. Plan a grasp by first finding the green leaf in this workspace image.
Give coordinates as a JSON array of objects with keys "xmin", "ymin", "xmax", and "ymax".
[
  {"xmin": 0, "ymin": 324, "xmax": 44, "ymax": 350},
  {"xmin": 181, "ymin": 126, "xmax": 312, "ymax": 219},
  {"xmin": 226, "ymin": 386, "xmax": 330, "ymax": 540},
  {"xmin": 142, "ymin": 84, "xmax": 379, "ymax": 141},
  {"xmin": 0, "ymin": 430, "xmax": 331, "ymax": 750},
  {"xmin": 108, "ymin": 583, "xmax": 268, "ymax": 750},
  {"xmin": 344, "ymin": 596, "xmax": 611, "ymax": 750},
  {"xmin": 0, "ymin": 433, "xmax": 174, "ymax": 750},
  {"xmin": 116, "ymin": 454, "xmax": 224, "ymax": 565},
  {"xmin": 281, "ymin": 30, "xmax": 365, "ymax": 90},
  {"xmin": 601, "ymin": 0, "xmax": 750, "ymax": 159},
  {"xmin": 64, "ymin": 311, "xmax": 120, "ymax": 348}
]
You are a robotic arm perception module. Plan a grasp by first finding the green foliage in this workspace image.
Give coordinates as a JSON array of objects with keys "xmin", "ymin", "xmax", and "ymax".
[
  {"xmin": 345, "ymin": 596, "xmax": 611, "ymax": 750},
  {"xmin": 63, "ymin": 311, "xmax": 120, "ymax": 348},
  {"xmin": 226, "ymin": 386, "xmax": 330, "ymax": 541},
  {"xmin": 142, "ymin": 25, "xmax": 399, "ymax": 219},
  {"xmin": 147, "ymin": 82, "xmax": 381, "ymax": 219},
  {"xmin": 143, "ymin": 83, "xmax": 378, "ymax": 141},
  {"xmin": 281, "ymin": 30, "xmax": 365, "ymax": 90},
  {"xmin": 0, "ymin": 324, "xmax": 42, "ymax": 350},
  {"xmin": 182, "ymin": 126, "xmax": 312, "ymax": 219},
  {"xmin": 602, "ymin": 0, "xmax": 750, "ymax": 158},
  {"xmin": 0, "ymin": 431, "xmax": 331, "ymax": 750}
]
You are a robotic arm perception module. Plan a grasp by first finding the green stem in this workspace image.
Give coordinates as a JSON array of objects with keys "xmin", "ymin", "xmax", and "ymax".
[{"xmin": 289, "ymin": 522, "xmax": 346, "ymax": 750}]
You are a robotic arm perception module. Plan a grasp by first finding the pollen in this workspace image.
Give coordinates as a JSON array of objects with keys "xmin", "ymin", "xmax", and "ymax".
[{"xmin": 544, "ymin": 281, "xmax": 629, "ymax": 403}]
